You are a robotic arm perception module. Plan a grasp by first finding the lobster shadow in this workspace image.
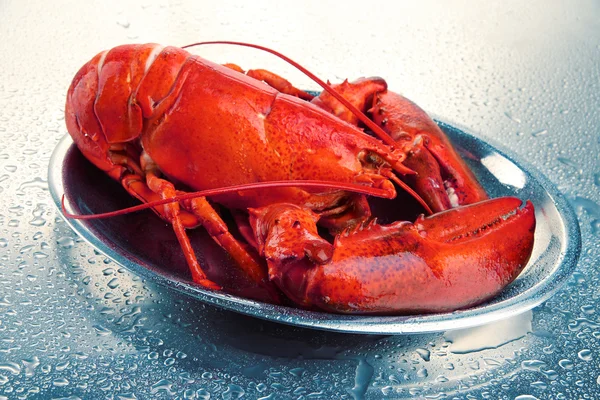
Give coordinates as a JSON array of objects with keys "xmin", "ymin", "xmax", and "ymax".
[{"xmin": 125, "ymin": 279, "xmax": 442, "ymax": 369}]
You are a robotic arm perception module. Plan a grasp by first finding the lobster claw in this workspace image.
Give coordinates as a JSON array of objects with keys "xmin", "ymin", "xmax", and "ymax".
[
  {"xmin": 370, "ymin": 90, "xmax": 489, "ymax": 210},
  {"xmin": 250, "ymin": 197, "xmax": 535, "ymax": 314},
  {"xmin": 311, "ymin": 79, "xmax": 489, "ymax": 212}
]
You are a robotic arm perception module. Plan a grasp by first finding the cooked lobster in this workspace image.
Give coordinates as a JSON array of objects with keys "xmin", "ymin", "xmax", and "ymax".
[{"xmin": 64, "ymin": 42, "xmax": 536, "ymax": 314}]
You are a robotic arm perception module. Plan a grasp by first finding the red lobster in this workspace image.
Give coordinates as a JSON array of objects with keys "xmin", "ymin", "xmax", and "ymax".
[{"xmin": 64, "ymin": 42, "xmax": 536, "ymax": 314}]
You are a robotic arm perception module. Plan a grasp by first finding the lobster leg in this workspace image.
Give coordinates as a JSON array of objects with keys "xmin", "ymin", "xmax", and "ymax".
[
  {"xmin": 180, "ymin": 196, "xmax": 270, "ymax": 286},
  {"xmin": 246, "ymin": 69, "xmax": 315, "ymax": 100},
  {"xmin": 145, "ymin": 174, "xmax": 219, "ymax": 289},
  {"xmin": 222, "ymin": 63, "xmax": 314, "ymax": 100},
  {"xmin": 138, "ymin": 153, "xmax": 275, "ymax": 295},
  {"xmin": 250, "ymin": 198, "xmax": 535, "ymax": 314},
  {"xmin": 78, "ymin": 142, "xmax": 216, "ymax": 288},
  {"xmin": 311, "ymin": 77, "xmax": 387, "ymax": 126},
  {"xmin": 122, "ymin": 171, "xmax": 279, "ymax": 300}
]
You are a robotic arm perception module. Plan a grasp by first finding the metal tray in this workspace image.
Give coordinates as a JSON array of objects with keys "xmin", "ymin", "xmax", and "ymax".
[{"xmin": 48, "ymin": 120, "xmax": 581, "ymax": 334}]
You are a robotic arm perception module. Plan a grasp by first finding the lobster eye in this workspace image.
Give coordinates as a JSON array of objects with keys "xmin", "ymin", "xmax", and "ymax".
[{"xmin": 359, "ymin": 151, "xmax": 387, "ymax": 169}]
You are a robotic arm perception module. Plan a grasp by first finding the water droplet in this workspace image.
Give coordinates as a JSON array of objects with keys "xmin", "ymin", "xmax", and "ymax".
[
  {"xmin": 0, "ymin": 239, "xmax": 7, "ymax": 248},
  {"xmin": 515, "ymin": 395, "xmax": 540, "ymax": 400},
  {"xmin": 164, "ymin": 357, "xmax": 175, "ymax": 366},
  {"xmin": 53, "ymin": 377, "xmax": 70, "ymax": 387},
  {"xmin": 116, "ymin": 18, "xmax": 131, "ymax": 28},
  {"xmin": 443, "ymin": 362, "xmax": 455, "ymax": 370},
  {"xmin": 56, "ymin": 361, "xmax": 70, "ymax": 371},
  {"xmin": 483, "ymin": 358, "xmax": 502, "ymax": 367},
  {"xmin": 557, "ymin": 157, "xmax": 580, "ymax": 170},
  {"xmin": 255, "ymin": 382, "xmax": 267, "ymax": 392},
  {"xmin": 530, "ymin": 381, "xmax": 548, "ymax": 390},
  {"xmin": 348, "ymin": 358, "xmax": 373, "ymax": 400},
  {"xmin": 107, "ymin": 278, "xmax": 120, "ymax": 289},
  {"xmin": 578, "ymin": 349, "xmax": 592, "ymax": 361},
  {"xmin": 57, "ymin": 236, "xmax": 75, "ymax": 249},
  {"xmin": 22, "ymin": 357, "xmax": 40, "ymax": 377},
  {"xmin": 196, "ymin": 388, "xmax": 211, "ymax": 400},
  {"xmin": 415, "ymin": 348, "xmax": 431, "ymax": 361},
  {"xmin": 505, "ymin": 112, "xmax": 522, "ymax": 123},
  {"xmin": 222, "ymin": 384, "xmax": 245, "ymax": 399},
  {"xmin": 151, "ymin": 379, "xmax": 175, "ymax": 395},
  {"xmin": 532, "ymin": 129, "xmax": 548, "ymax": 137},
  {"xmin": 542, "ymin": 369, "xmax": 558, "ymax": 380},
  {"xmin": 29, "ymin": 203, "xmax": 48, "ymax": 226},
  {"xmin": 0, "ymin": 362, "xmax": 21, "ymax": 375},
  {"xmin": 20, "ymin": 244, "xmax": 34, "ymax": 254},
  {"xmin": 93, "ymin": 324, "xmax": 112, "ymax": 336},
  {"xmin": 17, "ymin": 177, "xmax": 48, "ymax": 194},
  {"xmin": 594, "ymin": 173, "xmax": 600, "ymax": 187},
  {"xmin": 522, "ymin": 360, "xmax": 547, "ymax": 372},
  {"xmin": 33, "ymin": 251, "xmax": 48, "ymax": 259},
  {"xmin": 581, "ymin": 305, "xmax": 596, "ymax": 315},
  {"xmin": 592, "ymin": 220, "xmax": 600, "ymax": 236},
  {"xmin": 558, "ymin": 359, "xmax": 574, "ymax": 370},
  {"xmin": 568, "ymin": 317, "xmax": 600, "ymax": 331}
]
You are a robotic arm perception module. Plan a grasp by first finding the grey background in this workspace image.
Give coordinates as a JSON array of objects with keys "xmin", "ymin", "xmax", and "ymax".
[{"xmin": 0, "ymin": 0, "xmax": 599, "ymax": 398}]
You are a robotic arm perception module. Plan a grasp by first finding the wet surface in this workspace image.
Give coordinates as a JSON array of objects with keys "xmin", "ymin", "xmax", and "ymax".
[
  {"xmin": 1, "ymin": 0, "xmax": 599, "ymax": 398},
  {"xmin": 51, "ymin": 120, "xmax": 579, "ymax": 335}
]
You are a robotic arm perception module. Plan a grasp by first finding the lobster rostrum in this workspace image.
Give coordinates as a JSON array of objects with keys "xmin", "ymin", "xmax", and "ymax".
[{"xmin": 64, "ymin": 42, "xmax": 536, "ymax": 314}]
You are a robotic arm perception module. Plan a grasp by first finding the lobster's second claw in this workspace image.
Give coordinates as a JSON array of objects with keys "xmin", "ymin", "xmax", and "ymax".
[
  {"xmin": 371, "ymin": 90, "xmax": 489, "ymax": 210},
  {"xmin": 252, "ymin": 197, "xmax": 535, "ymax": 314}
]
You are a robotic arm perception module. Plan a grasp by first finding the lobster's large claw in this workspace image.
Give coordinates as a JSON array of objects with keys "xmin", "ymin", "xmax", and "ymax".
[
  {"xmin": 370, "ymin": 90, "xmax": 489, "ymax": 211},
  {"xmin": 251, "ymin": 197, "xmax": 535, "ymax": 314},
  {"xmin": 311, "ymin": 79, "xmax": 489, "ymax": 212}
]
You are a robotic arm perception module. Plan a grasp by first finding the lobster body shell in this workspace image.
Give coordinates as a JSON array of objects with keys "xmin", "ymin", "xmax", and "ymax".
[{"xmin": 67, "ymin": 44, "xmax": 400, "ymax": 213}]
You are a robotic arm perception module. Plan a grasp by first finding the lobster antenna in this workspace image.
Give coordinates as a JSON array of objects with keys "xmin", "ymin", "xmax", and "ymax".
[
  {"xmin": 182, "ymin": 41, "xmax": 398, "ymax": 147},
  {"xmin": 62, "ymin": 180, "xmax": 396, "ymax": 220}
]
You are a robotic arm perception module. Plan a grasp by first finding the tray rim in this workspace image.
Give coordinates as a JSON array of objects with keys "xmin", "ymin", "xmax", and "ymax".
[{"xmin": 48, "ymin": 117, "xmax": 582, "ymax": 335}]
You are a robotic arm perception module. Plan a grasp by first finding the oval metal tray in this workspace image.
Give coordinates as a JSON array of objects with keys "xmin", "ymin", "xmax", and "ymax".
[{"xmin": 48, "ymin": 120, "xmax": 581, "ymax": 334}]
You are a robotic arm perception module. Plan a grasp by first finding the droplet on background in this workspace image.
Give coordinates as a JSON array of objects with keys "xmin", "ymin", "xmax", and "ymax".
[{"xmin": 57, "ymin": 236, "xmax": 75, "ymax": 248}]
